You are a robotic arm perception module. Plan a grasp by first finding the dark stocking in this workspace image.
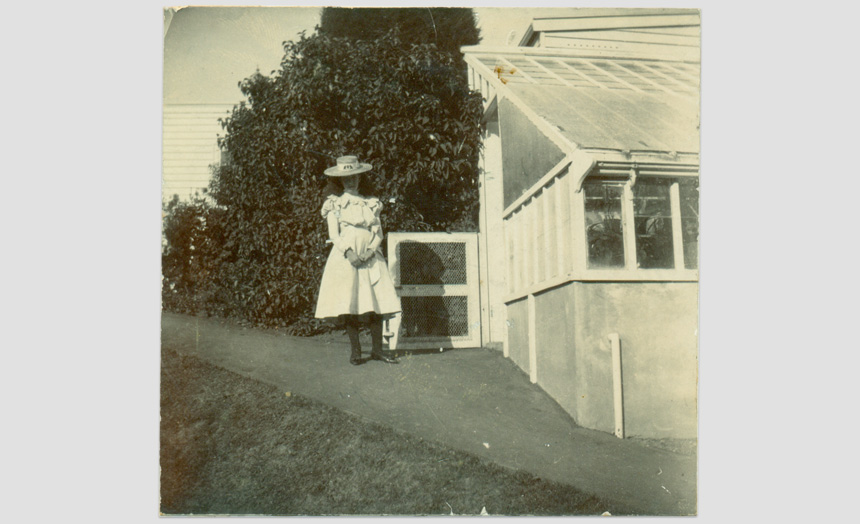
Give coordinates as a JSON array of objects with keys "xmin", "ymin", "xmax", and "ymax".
[
  {"xmin": 344, "ymin": 315, "xmax": 362, "ymax": 364},
  {"xmin": 368, "ymin": 313, "xmax": 397, "ymax": 363},
  {"xmin": 369, "ymin": 313, "xmax": 383, "ymax": 356}
]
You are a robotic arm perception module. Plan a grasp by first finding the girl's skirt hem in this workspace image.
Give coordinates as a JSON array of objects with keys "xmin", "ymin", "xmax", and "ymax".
[{"xmin": 314, "ymin": 247, "xmax": 401, "ymax": 320}]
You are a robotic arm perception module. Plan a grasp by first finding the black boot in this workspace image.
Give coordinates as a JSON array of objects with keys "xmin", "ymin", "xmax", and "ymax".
[
  {"xmin": 345, "ymin": 317, "xmax": 363, "ymax": 365},
  {"xmin": 369, "ymin": 314, "xmax": 397, "ymax": 364}
]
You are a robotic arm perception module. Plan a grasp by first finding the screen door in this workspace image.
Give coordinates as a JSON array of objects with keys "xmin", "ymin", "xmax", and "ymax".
[{"xmin": 387, "ymin": 233, "xmax": 481, "ymax": 350}]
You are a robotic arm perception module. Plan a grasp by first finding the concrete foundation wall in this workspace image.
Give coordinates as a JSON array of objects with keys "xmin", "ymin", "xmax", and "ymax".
[
  {"xmin": 574, "ymin": 282, "xmax": 698, "ymax": 439},
  {"xmin": 507, "ymin": 281, "xmax": 698, "ymax": 439},
  {"xmin": 533, "ymin": 284, "xmax": 614, "ymax": 434},
  {"xmin": 533, "ymin": 286, "xmax": 600, "ymax": 429},
  {"xmin": 506, "ymin": 298, "xmax": 530, "ymax": 374}
]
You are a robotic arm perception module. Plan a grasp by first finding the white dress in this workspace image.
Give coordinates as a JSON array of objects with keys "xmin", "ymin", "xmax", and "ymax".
[{"xmin": 314, "ymin": 193, "xmax": 402, "ymax": 319}]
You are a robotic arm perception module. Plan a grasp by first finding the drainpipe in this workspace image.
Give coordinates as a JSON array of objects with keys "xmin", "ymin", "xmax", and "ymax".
[{"xmin": 609, "ymin": 333, "xmax": 624, "ymax": 439}]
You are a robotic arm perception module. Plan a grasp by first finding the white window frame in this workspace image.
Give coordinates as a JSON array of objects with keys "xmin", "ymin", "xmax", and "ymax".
[
  {"xmin": 501, "ymin": 159, "xmax": 698, "ymax": 304},
  {"xmin": 580, "ymin": 169, "xmax": 698, "ymax": 280}
]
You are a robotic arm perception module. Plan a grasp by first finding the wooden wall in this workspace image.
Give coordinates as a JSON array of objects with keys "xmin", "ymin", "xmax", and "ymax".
[
  {"xmin": 525, "ymin": 10, "xmax": 700, "ymax": 61},
  {"xmin": 162, "ymin": 103, "xmax": 234, "ymax": 201}
]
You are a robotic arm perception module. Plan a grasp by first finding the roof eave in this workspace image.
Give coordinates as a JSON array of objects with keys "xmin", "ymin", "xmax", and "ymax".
[
  {"xmin": 461, "ymin": 44, "xmax": 700, "ymax": 63},
  {"xmin": 517, "ymin": 23, "xmax": 535, "ymax": 47}
]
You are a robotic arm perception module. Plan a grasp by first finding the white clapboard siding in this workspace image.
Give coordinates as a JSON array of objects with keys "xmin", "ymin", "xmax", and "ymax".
[
  {"xmin": 162, "ymin": 103, "xmax": 235, "ymax": 201},
  {"xmin": 622, "ymin": 26, "xmax": 700, "ymax": 37},
  {"xmin": 519, "ymin": 11, "xmax": 700, "ymax": 61},
  {"xmin": 531, "ymin": 14, "xmax": 700, "ymax": 34},
  {"xmin": 543, "ymin": 29, "xmax": 699, "ymax": 49}
]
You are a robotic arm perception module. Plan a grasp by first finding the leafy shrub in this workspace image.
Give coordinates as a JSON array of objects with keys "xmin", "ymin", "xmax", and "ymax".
[
  {"xmin": 162, "ymin": 195, "xmax": 226, "ymax": 316},
  {"xmin": 163, "ymin": 30, "xmax": 484, "ymax": 335}
]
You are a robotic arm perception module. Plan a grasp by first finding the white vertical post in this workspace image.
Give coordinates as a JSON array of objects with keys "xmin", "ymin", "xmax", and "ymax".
[
  {"xmin": 387, "ymin": 235, "xmax": 402, "ymax": 351},
  {"xmin": 504, "ymin": 218, "xmax": 513, "ymax": 295},
  {"xmin": 478, "ymin": 169, "xmax": 491, "ymax": 346},
  {"xmin": 569, "ymin": 173, "xmax": 587, "ymax": 274},
  {"xmin": 523, "ymin": 201, "xmax": 533, "ymax": 288},
  {"xmin": 542, "ymin": 186, "xmax": 554, "ymax": 279},
  {"xmin": 535, "ymin": 191, "xmax": 546, "ymax": 283},
  {"xmin": 528, "ymin": 293, "xmax": 538, "ymax": 384},
  {"xmin": 511, "ymin": 212, "xmax": 519, "ymax": 292},
  {"xmin": 531, "ymin": 198, "xmax": 540, "ymax": 285},
  {"xmin": 609, "ymin": 332, "xmax": 624, "ymax": 439},
  {"xmin": 502, "ymin": 304, "xmax": 510, "ymax": 358},
  {"xmin": 483, "ymin": 115, "xmax": 507, "ymax": 346},
  {"xmin": 555, "ymin": 175, "xmax": 568, "ymax": 276},
  {"xmin": 466, "ymin": 234, "xmax": 482, "ymax": 349},
  {"xmin": 522, "ymin": 202, "xmax": 531, "ymax": 288},
  {"xmin": 516, "ymin": 210, "xmax": 525, "ymax": 293},
  {"xmin": 622, "ymin": 182, "xmax": 638, "ymax": 271},
  {"xmin": 669, "ymin": 181, "xmax": 686, "ymax": 270}
]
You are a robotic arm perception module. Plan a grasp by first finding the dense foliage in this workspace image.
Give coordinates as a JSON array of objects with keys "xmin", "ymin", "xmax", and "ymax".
[
  {"xmin": 161, "ymin": 195, "xmax": 229, "ymax": 317},
  {"xmin": 319, "ymin": 7, "xmax": 480, "ymax": 56},
  {"xmin": 162, "ymin": 28, "xmax": 484, "ymax": 334}
]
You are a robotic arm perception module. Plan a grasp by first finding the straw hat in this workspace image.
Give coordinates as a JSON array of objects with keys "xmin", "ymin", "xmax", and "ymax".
[{"xmin": 324, "ymin": 155, "xmax": 373, "ymax": 177}]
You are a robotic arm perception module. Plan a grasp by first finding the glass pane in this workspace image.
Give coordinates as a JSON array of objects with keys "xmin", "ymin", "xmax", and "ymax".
[
  {"xmin": 679, "ymin": 179, "xmax": 699, "ymax": 269},
  {"xmin": 633, "ymin": 179, "xmax": 674, "ymax": 269},
  {"xmin": 584, "ymin": 182, "xmax": 624, "ymax": 268},
  {"xmin": 400, "ymin": 296, "xmax": 469, "ymax": 338}
]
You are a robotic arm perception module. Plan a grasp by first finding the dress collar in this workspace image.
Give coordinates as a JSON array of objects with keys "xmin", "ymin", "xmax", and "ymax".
[{"xmin": 340, "ymin": 192, "xmax": 366, "ymax": 206}]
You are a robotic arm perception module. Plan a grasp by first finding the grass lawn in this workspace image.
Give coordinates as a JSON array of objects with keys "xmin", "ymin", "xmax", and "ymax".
[{"xmin": 160, "ymin": 346, "xmax": 615, "ymax": 516}]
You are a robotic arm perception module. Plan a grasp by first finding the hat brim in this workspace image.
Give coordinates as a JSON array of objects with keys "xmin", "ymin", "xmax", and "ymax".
[{"xmin": 324, "ymin": 163, "xmax": 373, "ymax": 177}]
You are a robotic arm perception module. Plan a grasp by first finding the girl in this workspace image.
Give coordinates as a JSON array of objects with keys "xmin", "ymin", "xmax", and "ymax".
[{"xmin": 314, "ymin": 156, "xmax": 401, "ymax": 365}]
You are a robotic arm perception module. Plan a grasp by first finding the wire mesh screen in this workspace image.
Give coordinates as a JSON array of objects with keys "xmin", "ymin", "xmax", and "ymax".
[
  {"xmin": 400, "ymin": 296, "xmax": 469, "ymax": 338},
  {"xmin": 397, "ymin": 242, "xmax": 467, "ymax": 285}
]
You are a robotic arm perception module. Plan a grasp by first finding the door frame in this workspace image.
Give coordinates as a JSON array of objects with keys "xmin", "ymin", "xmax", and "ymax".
[{"xmin": 386, "ymin": 232, "xmax": 482, "ymax": 350}]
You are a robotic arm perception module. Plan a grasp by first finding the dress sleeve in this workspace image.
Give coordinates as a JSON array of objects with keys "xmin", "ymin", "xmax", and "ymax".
[
  {"xmin": 366, "ymin": 197, "xmax": 382, "ymax": 219},
  {"xmin": 367, "ymin": 198, "xmax": 384, "ymax": 252},
  {"xmin": 322, "ymin": 196, "xmax": 349, "ymax": 254},
  {"xmin": 327, "ymin": 213, "xmax": 350, "ymax": 254},
  {"xmin": 321, "ymin": 195, "xmax": 339, "ymax": 219}
]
